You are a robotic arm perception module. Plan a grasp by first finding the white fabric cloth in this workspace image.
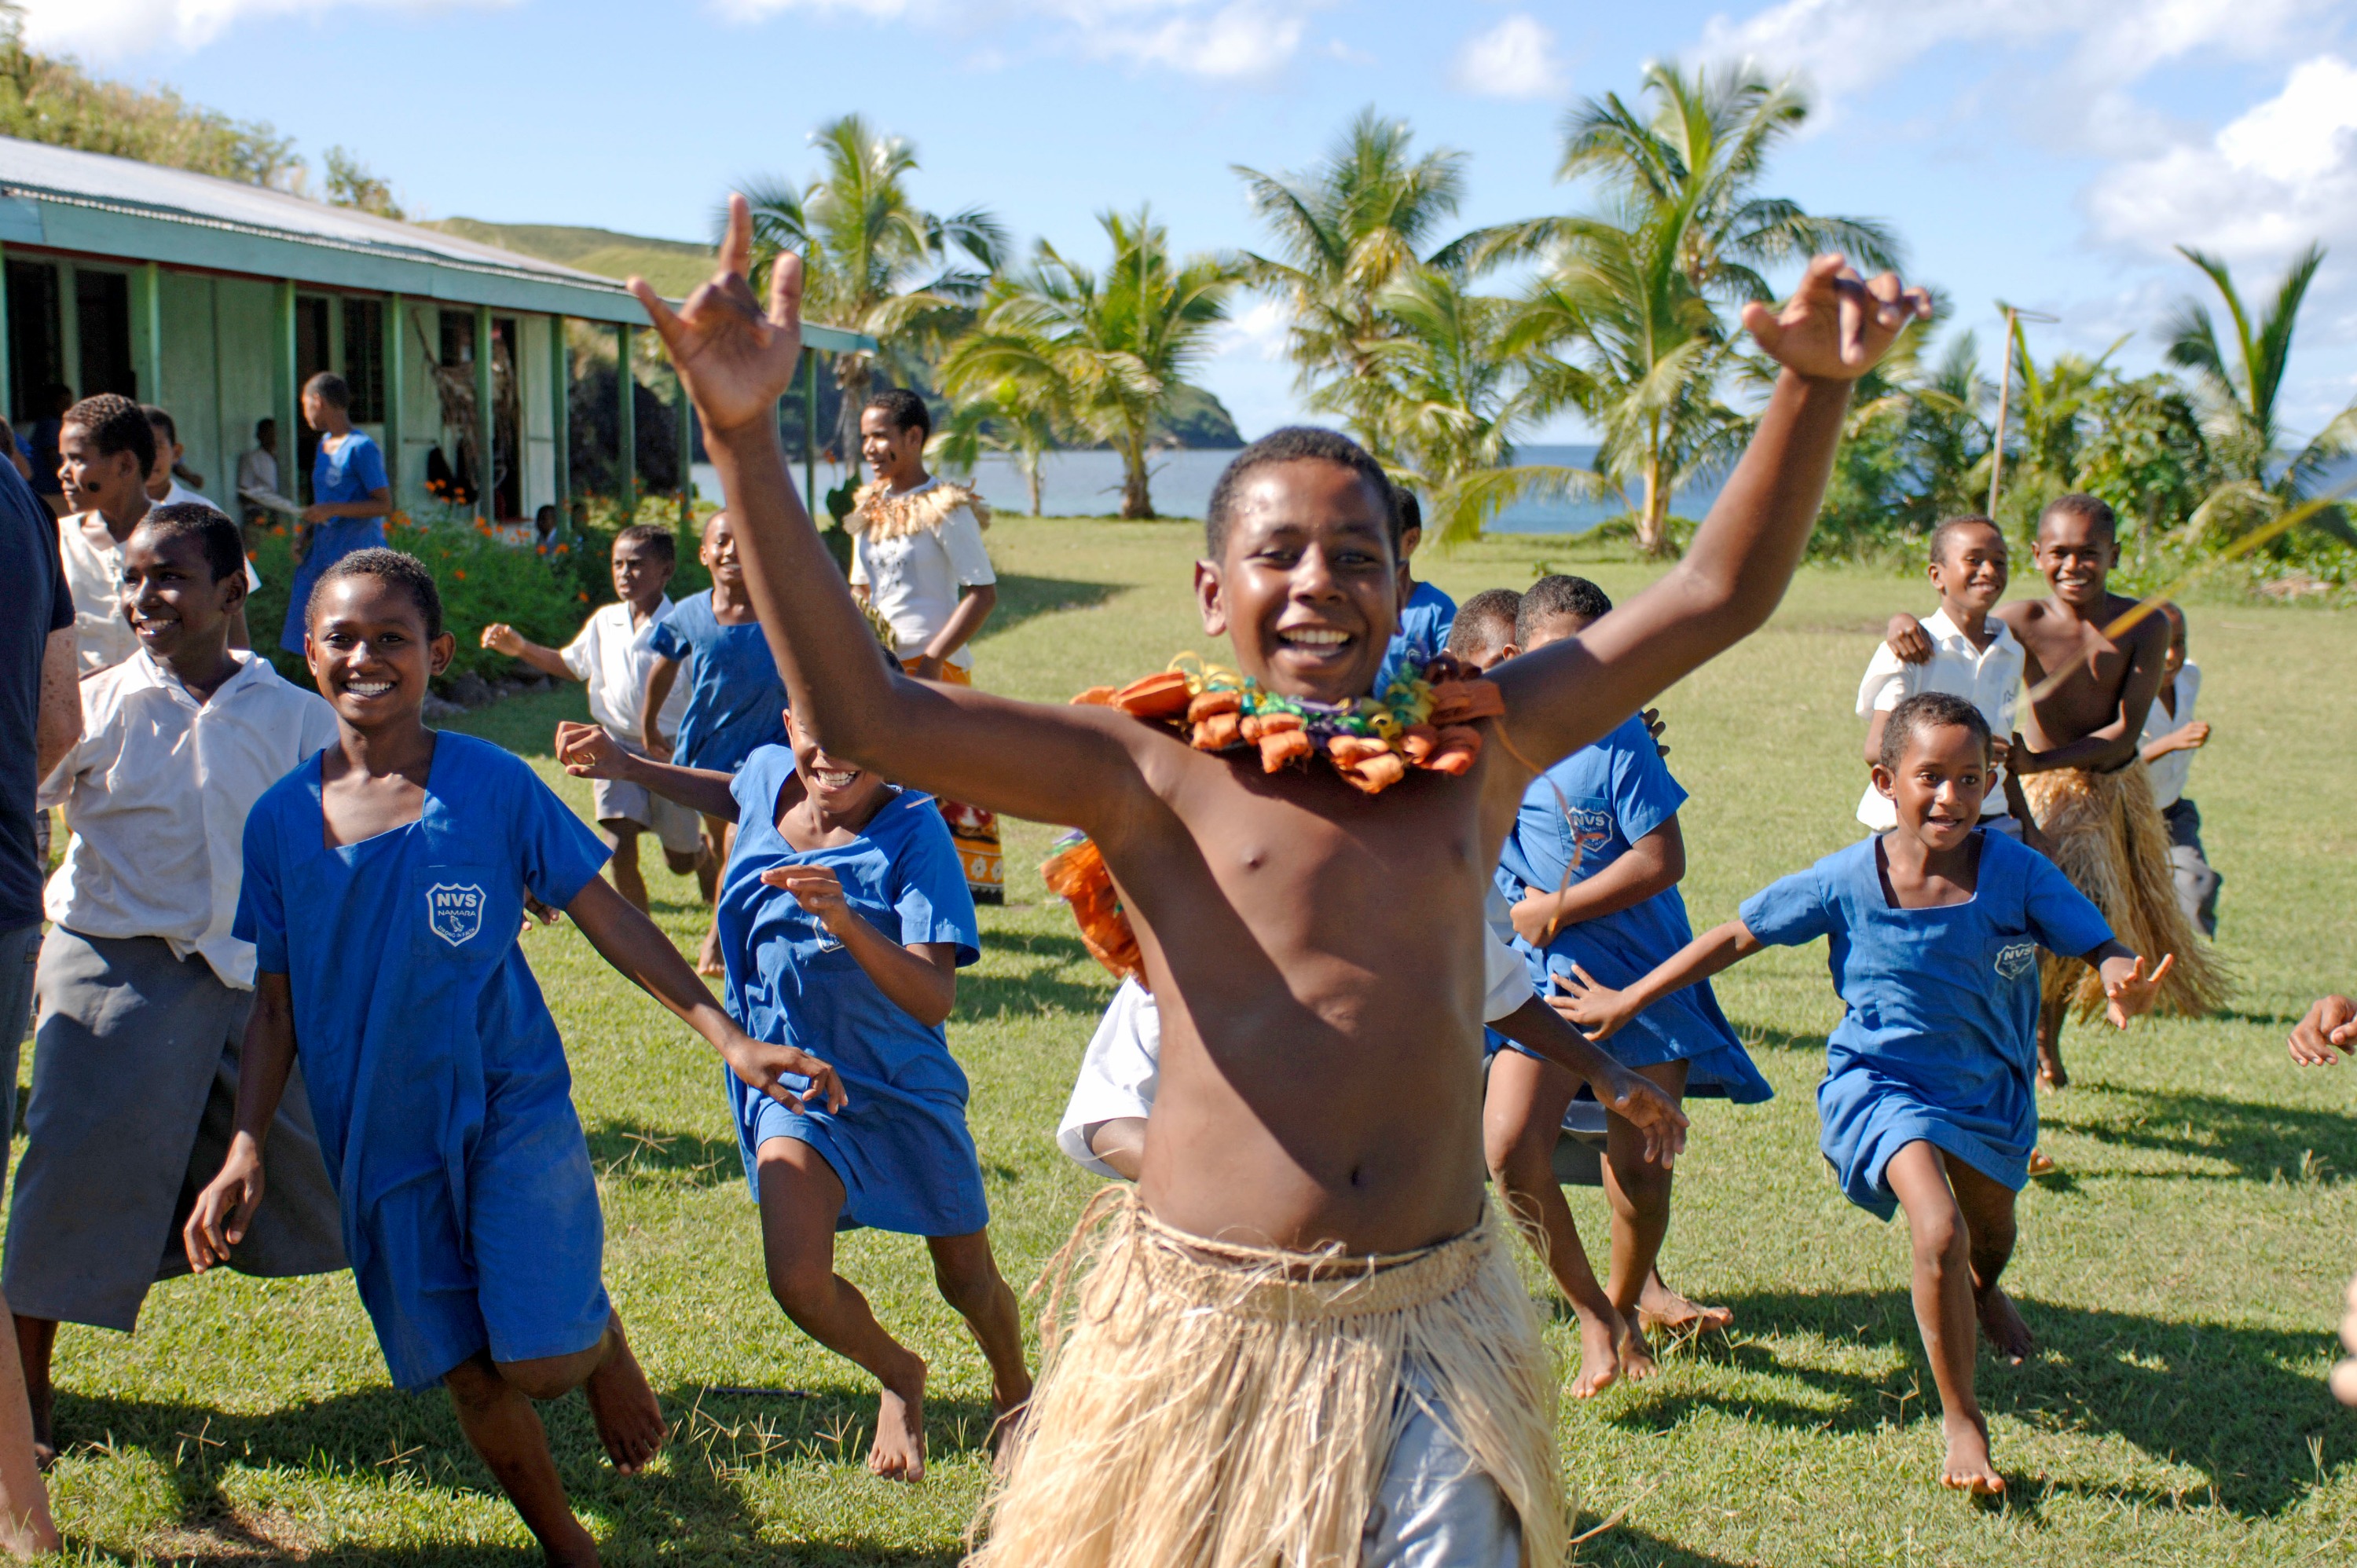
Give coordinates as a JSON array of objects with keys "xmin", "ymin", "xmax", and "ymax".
[
  {"xmin": 2140, "ymin": 662, "xmax": 2201, "ymax": 810},
  {"xmin": 847, "ymin": 478, "xmax": 996, "ymax": 672},
  {"xmin": 61, "ymin": 508, "xmax": 262, "ymax": 675},
  {"xmin": 236, "ymin": 447, "xmax": 278, "ymax": 498},
  {"xmin": 40, "ymin": 650, "xmax": 339, "ymax": 988},
  {"xmin": 560, "ymin": 597, "xmax": 688, "ymax": 742},
  {"xmin": 1853, "ymin": 607, "xmax": 2024, "ymax": 830},
  {"xmin": 1054, "ymin": 896, "xmax": 1537, "ymax": 1179}
]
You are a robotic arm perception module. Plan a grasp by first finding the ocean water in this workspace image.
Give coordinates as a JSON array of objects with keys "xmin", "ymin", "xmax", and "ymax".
[{"xmin": 693, "ymin": 443, "xmax": 1726, "ymax": 535}]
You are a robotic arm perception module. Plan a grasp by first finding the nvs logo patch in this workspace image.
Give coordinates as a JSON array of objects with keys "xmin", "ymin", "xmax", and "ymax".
[{"xmin": 427, "ymin": 882, "xmax": 489, "ymax": 947}]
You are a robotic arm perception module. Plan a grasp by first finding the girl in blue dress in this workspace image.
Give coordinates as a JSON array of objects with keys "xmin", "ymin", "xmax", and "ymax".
[
  {"xmin": 554, "ymin": 706, "xmax": 1032, "ymax": 1484},
  {"xmin": 186, "ymin": 548, "xmax": 841, "ymax": 1566},
  {"xmin": 277, "ymin": 372, "xmax": 392, "ymax": 655},
  {"xmin": 1557, "ymin": 692, "xmax": 2173, "ymax": 1498}
]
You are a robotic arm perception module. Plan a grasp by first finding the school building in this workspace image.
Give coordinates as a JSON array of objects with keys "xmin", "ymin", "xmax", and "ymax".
[{"xmin": 0, "ymin": 135, "xmax": 870, "ymax": 520}]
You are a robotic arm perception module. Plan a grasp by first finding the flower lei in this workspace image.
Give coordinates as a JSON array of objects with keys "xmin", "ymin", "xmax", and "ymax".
[{"xmin": 1071, "ymin": 647, "xmax": 1506, "ymax": 796}]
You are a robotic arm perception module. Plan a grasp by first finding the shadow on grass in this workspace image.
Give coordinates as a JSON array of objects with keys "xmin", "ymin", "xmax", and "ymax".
[
  {"xmin": 971, "ymin": 573, "xmax": 1122, "ymax": 647},
  {"xmin": 585, "ymin": 1118, "xmax": 742, "ymax": 1186},
  {"xmin": 1607, "ymin": 1289, "xmax": 2348, "ymax": 1518},
  {"xmin": 54, "ymin": 1376, "xmax": 998, "ymax": 1563},
  {"xmin": 2041, "ymin": 1084, "xmax": 2357, "ymax": 1185},
  {"xmin": 1736, "ymin": 1023, "xmax": 1832, "ymax": 1056},
  {"xmin": 959, "ymin": 928, "xmax": 1117, "ymax": 1023},
  {"xmin": 1574, "ymin": 1522, "xmax": 1755, "ymax": 1567},
  {"xmin": 439, "ymin": 685, "xmax": 592, "ymax": 760}
]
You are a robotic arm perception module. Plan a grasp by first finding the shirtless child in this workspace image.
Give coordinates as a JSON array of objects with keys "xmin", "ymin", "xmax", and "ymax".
[{"xmin": 632, "ymin": 206, "xmax": 1926, "ymax": 1566}]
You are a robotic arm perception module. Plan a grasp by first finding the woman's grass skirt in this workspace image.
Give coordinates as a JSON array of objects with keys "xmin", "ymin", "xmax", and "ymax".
[{"xmin": 969, "ymin": 1189, "xmax": 1565, "ymax": 1568}]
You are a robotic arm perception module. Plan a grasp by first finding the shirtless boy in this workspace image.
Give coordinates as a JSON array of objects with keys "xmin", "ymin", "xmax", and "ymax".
[{"xmin": 632, "ymin": 205, "xmax": 1926, "ymax": 1566}]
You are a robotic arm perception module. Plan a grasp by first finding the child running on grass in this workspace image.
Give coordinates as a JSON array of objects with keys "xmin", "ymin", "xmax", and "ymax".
[
  {"xmin": 1557, "ymin": 691, "xmax": 2172, "ymax": 1494},
  {"xmin": 553, "ymin": 708, "xmax": 1032, "ymax": 1482},
  {"xmin": 185, "ymin": 548, "xmax": 839, "ymax": 1568},
  {"xmin": 635, "ymin": 203, "xmax": 1926, "ymax": 1564}
]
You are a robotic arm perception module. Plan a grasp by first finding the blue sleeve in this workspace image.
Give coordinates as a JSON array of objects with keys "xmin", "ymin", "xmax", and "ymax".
[
  {"xmin": 1609, "ymin": 720, "xmax": 1687, "ymax": 848},
  {"xmin": 893, "ymin": 800, "xmax": 981, "ymax": 967},
  {"xmin": 2021, "ymin": 846, "xmax": 2113, "ymax": 960},
  {"xmin": 731, "ymin": 746, "xmax": 790, "ymax": 823},
  {"xmin": 514, "ymin": 764, "xmax": 611, "ymax": 907},
  {"xmin": 351, "ymin": 434, "xmax": 388, "ymax": 493},
  {"xmin": 646, "ymin": 616, "xmax": 691, "ymax": 662},
  {"xmin": 233, "ymin": 793, "xmax": 290, "ymax": 973},
  {"xmin": 1738, "ymin": 866, "xmax": 1834, "ymax": 948}
]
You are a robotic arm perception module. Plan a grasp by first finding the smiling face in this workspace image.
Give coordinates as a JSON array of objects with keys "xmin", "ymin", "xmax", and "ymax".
[
  {"xmin": 58, "ymin": 423, "xmax": 148, "ymax": 520},
  {"xmin": 612, "ymin": 536, "xmax": 673, "ymax": 609},
  {"xmin": 305, "ymin": 574, "xmax": 455, "ymax": 733},
  {"xmin": 859, "ymin": 407, "xmax": 926, "ymax": 489},
  {"xmin": 786, "ymin": 708, "xmax": 889, "ymax": 820},
  {"xmin": 1875, "ymin": 721, "xmax": 1989, "ymax": 852},
  {"xmin": 699, "ymin": 511, "xmax": 743, "ymax": 591},
  {"xmin": 1930, "ymin": 521, "xmax": 2007, "ymax": 615},
  {"xmin": 2035, "ymin": 507, "xmax": 2117, "ymax": 609},
  {"xmin": 121, "ymin": 525, "xmax": 241, "ymax": 667},
  {"xmin": 2161, "ymin": 602, "xmax": 2187, "ymax": 676},
  {"xmin": 1195, "ymin": 459, "xmax": 1399, "ymax": 704}
]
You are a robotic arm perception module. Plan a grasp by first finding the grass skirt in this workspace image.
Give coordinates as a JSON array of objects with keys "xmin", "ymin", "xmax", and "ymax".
[
  {"xmin": 2021, "ymin": 763, "xmax": 2228, "ymax": 1020},
  {"xmin": 969, "ymin": 1189, "xmax": 1564, "ymax": 1568}
]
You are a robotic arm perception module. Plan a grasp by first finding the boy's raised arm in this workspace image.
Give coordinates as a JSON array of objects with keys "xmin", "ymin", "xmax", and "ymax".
[
  {"xmin": 1491, "ymin": 258, "xmax": 1930, "ymax": 783},
  {"xmin": 630, "ymin": 200, "xmax": 1150, "ymax": 836}
]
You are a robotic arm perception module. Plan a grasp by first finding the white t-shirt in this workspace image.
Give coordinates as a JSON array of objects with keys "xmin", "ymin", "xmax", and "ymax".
[
  {"xmin": 848, "ymin": 479, "xmax": 997, "ymax": 672},
  {"xmin": 41, "ymin": 650, "xmax": 339, "ymax": 987},
  {"xmin": 1853, "ymin": 608, "xmax": 2025, "ymax": 830},
  {"xmin": 561, "ymin": 597, "xmax": 689, "ymax": 742},
  {"xmin": 2140, "ymin": 662, "xmax": 2201, "ymax": 810},
  {"xmin": 62, "ymin": 507, "xmax": 264, "ymax": 675}
]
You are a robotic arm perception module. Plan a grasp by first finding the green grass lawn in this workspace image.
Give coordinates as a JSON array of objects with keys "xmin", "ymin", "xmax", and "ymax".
[{"xmin": 24, "ymin": 519, "xmax": 2357, "ymax": 1565}]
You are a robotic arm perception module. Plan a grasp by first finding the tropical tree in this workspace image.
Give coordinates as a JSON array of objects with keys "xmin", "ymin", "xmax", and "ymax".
[
  {"xmin": 929, "ymin": 382, "xmax": 1064, "ymax": 516},
  {"xmin": 1985, "ymin": 317, "xmax": 2129, "ymax": 536},
  {"xmin": 733, "ymin": 114, "xmax": 1007, "ymax": 466},
  {"xmin": 942, "ymin": 207, "xmax": 1241, "ymax": 519}
]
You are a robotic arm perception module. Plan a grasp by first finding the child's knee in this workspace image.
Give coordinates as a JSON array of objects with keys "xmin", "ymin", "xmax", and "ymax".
[
  {"xmin": 930, "ymin": 1249, "xmax": 1006, "ymax": 1317},
  {"xmin": 1908, "ymin": 1207, "xmax": 1969, "ymax": 1272},
  {"xmin": 765, "ymin": 1257, "xmax": 835, "ymax": 1319}
]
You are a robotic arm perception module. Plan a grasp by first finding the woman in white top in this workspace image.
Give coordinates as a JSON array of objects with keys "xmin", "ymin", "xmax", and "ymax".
[{"xmin": 847, "ymin": 390, "xmax": 1004, "ymax": 901}]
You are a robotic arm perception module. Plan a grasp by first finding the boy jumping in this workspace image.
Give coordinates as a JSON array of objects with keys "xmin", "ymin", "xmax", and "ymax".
[{"xmin": 633, "ymin": 206, "xmax": 1926, "ymax": 1567}]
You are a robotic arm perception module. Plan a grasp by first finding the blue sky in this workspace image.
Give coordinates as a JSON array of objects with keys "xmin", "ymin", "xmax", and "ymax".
[{"xmin": 30, "ymin": 0, "xmax": 2357, "ymax": 443}]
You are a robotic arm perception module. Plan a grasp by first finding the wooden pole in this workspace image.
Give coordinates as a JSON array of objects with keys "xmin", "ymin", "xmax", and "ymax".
[
  {"xmin": 383, "ymin": 293, "xmax": 405, "ymax": 511},
  {"xmin": 473, "ymin": 303, "xmax": 495, "ymax": 521},
  {"xmin": 803, "ymin": 348, "xmax": 818, "ymax": 515},
  {"xmin": 550, "ymin": 314, "xmax": 570, "ymax": 523},
  {"xmin": 134, "ymin": 262, "xmax": 163, "ymax": 405},
  {"xmin": 277, "ymin": 280, "xmax": 299, "ymax": 504},
  {"xmin": 615, "ymin": 321, "xmax": 636, "ymax": 518},
  {"xmin": 0, "ymin": 241, "xmax": 12, "ymax": 423}
]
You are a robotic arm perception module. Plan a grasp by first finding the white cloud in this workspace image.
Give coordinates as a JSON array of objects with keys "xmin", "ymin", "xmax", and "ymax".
[
  {"xmin": 717, "ymin": 0, "xmax": 1310, "ymax": 80},
  {"xmin": 1449, "ymin": 14, "xmax": 1564, "ymax": 101},
  {"xmin": 1215, "ymin": 297, "xmax": 1290, "ymax": 361},
  {"xmin": 19, "ymin": 0, "xmax": 513, "ymax": 56}
]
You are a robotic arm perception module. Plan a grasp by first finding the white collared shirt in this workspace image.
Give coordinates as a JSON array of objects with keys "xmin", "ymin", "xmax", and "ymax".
[
  {"xmin": 40, "ymin": 650, "xmax": 340, "ymax": 987},
  {"xmin": 1854, "ymin": 607, "xmax": 2024, "ymax": 830},
  {"xmin": 2140, "ymin": 662, "xmax": 2201, "ymax": 810},
  {"xmin": 848, "ymin": 478, "xmax": 997, "ymax": 672},
  {"xmin": 60, "ymin": 507, "xmax": 262, "ymax": 676},
  {"xmin": 561, "ymin": 596, "xmax": 688, "ymax": 742}
]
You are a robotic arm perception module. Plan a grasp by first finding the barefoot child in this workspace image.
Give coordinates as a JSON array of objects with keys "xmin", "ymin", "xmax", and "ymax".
[
  {"xmin": 1558, "ymin": 691, "xmax": 2172, "ymax": 1493},
  {"xmin": 553, "ymin": 710, "xmax": 1032, "ymax": 1481},
  {"xmin": 185, "ymin": 548, "xmax": 839, "ymax": 1567},
  {"xmin": 643, "ymin": 509, "xmax": 790, "ymax": 972},
  {"xmin": 2139, "ymin": 603, "xmax": 2219, "ymax": 935},
  {"xmin": 1500, "ymin": 576, "xmax": 1765, "ymax": 1395},
  {"xmin": 482, "ymin": 524, "xmax": 701, "ymax": 911},
  {"xmin": 636, "ymin": 205, "xmax": 1926, "ymax": 1565}
]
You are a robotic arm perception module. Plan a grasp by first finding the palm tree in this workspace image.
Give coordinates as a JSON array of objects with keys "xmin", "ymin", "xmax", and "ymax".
[
  {"xmin": 1986, "ymin": 316, "xmax": 2129, "ymax": 534},
  {"xmin": 1233, "ymin": 108, "xmax": 1469, "ymax": 456},
  {"xmin": 733, "ymin": 114, "xmax": 1006, "ymax": 465},
  {"xmin": 943, "ymin": 207, "xmax": 1241, "ymax": 519},
  {"xmin": 930, "ymin": 382, "xmax": 1063, "ymax": 516}
]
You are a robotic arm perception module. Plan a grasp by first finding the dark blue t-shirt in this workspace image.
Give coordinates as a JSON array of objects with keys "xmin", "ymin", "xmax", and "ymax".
[{"xmin": 1, "ymin": 459, "xmax": 70, "ymax": 929}]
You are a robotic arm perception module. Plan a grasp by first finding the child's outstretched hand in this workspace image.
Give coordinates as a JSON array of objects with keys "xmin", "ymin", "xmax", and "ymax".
[
  {"xmin": 1742, "ymin": 254, "xmax": 1931, "ymax": 383},
  {"xmin": 724, "ymin": 1029, "xmax": 848, "ymax": 1114},
  {"xmin": 185, "ymin": 1137, "xmax": 265, "ymax": 1273},
  {"xmin": 481, "ymin": 622, "xmax": 526, "ymax": 657},
  {"xmin": 2289, "ymin": 995, "xmax": 2357, "ymax": 1066},
  {"xmin": 629, "ymin": 193, "xmax": 803, "ymax": 435},
  {"xmin": 2099, "ymin": 952, "xmax": 2175, "ymax": 1028},
  {"xmin": 1550, "ymin": 966, "xmax": 1634, "ymax": 1042},
  {"xmin": 555, "ymin": 720, "xmax": 627, "ymax": 779},
  {"xmin": 1595, "ymin": 1066, "xmax": 1688, "ymax": 1168}
]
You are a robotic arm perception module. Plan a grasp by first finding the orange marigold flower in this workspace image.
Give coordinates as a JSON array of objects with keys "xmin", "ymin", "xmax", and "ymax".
[
  {"xmin": 577, "ymin": 591, "xmax": 589, "ymax": 603},
  {"xmin": 454, "ymin": 569, "xmax": 467, "ymax": 580}
]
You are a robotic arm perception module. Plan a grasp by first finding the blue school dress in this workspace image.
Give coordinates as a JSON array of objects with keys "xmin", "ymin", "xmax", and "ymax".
[
  {"xmin": 277, "ymin": 430, "xmax": 390, "ymax": 654},
  {"xmin": 643, "ymin": 590, "xmax": 789, "ymax": 773},
  {"xmin": 1739, "ymin": 830, "xmax": 2113, "ymax": 1220},
  {"xmin": 1376, "ymin": 580, "xmax": 1457, "ymax": 694},
  {"xmin": 235, "ymin": 732, "xmax": 614, "ymax": 1388},
  {"xmin": 718, "ymin": 746, "xmax": 985, "ymax": 1236},
  {"xmin": 1497, "ymin": 712, "xmax": 1769, "ymax": 1102}
]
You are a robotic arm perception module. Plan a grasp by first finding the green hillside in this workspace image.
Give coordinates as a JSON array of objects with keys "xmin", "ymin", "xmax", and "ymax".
[{"xmin": 423, "ymin": 217, "xmax": 717, "ymax": 296}]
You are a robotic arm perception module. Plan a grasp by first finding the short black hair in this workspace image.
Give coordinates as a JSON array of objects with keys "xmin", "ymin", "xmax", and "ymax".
[
  {"xmin": 64, "ymin": 394, "xmax": 157, "ymax": 475},
  {"xmin": 1204, "ymin": 426, "xmax": 1396, "ymax": 559},
  {"xmin": 1879, "ymin": 690, "xmax": 1991, "ymax": 775},
  {"xmin": 1391, "ymin": 483, "xmax": 1423, "ymax": 550},
  {"xmin": 304, "ymin": 372, "xmax": 352, "ymax": 410},
  {"xmin": 134, "ymin": 502, "xmax": 245, "ymax": 584},
  {"xmin": 142, "ymin": 404, "xmax": 178, "ymax": 446},
  {"xmin": 255, "ymin": 417, "xmax": 276, "ymax": 440},
  {"xmin": 864, "ymin": 387, "xmax": 930, "ymax": 441},
  {"xmin": 1929, "ymin": 513, "xmax": 2001, "ymax": 566},
  {"xmin": 1447, "ymin": 588, "xmax": 1522, "ymax": 658},
  {"xmin": 2040, "ymin": 493, "xmax": 2116, "ymax": 545},
  {"xmin": 614, "ymin": 522, "xmax": 676, "ymax": 563},
  {"xmin": 1516, "ymin": 574, "xmax": 1613, "ymax": 644},
  {"xmin": 310, "ymin": 547, "xmax": 443, "ymax": 640}
]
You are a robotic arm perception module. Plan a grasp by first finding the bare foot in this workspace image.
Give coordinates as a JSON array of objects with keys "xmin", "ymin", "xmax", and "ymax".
[
  {"xmin": 2036, "ymin": 1046, "xmax": 2068, "ymax": 1090},
  {"xmin": 696, "ymin": 926, "xmax": 725, "ymax": 978},
  {"xmin": 544, "ymin": 1531, "xmax": 603, "ymax": 1568},
  {"xmin": 1616, "ymin": 1321, "xmax": 1661, "ymax": 1383},
  {"xmin": 1568, "ymin": 1305, "xmax": 1622, "ymax": 1398},
  {"xmin": 2025, "ymin": 1149, "xmax": 2058, "ymax": 1178},
  {"xmin": 1974, "ymin": 1284, "xmax": 2033, "ymax": 1366},
  {"xmin": 1638, "ymin": 1273, "xmax": 1733, "ymax": 1336},
  {"xmin": 987, "ymin": 1395, "xmax": 1030, "ymax": 1471},
  {"xmin": 1940, "ymin": 1409, "xmax": 2004, "ymax": 1496},
  {"xmin": 869, "ymin": 1357, "xmax": 927, "ymax": 1482},
  {"xmin": 583, "ymin": 1325, "xmax": 668, "ymax": 1474}
]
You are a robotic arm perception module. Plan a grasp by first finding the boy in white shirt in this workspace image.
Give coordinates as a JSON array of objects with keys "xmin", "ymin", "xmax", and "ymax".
[
  {"xmin": 2139, "ymin": 603, "xmax": 2217, "ymax": 935},
  {"xmin": 481, "ymin": 523, "xmax": 701, "ymax": 911},
  {"xmin": 8, "ymin": 505, "xmax": 346, "ymax": 1460},
  {"xmin": 1861, "ymin": 515, "xmax": 2025, "ymax": 833}
]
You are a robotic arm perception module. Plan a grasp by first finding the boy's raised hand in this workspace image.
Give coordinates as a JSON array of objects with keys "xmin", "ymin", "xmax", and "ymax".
[
  {"xmin": 555, "ymin": 720, "xmax": 626, "ymax": 779},
  {"xmin": 2099, "ymin": 951, "xmax": 2175, "ymax": 1028},
  {"xmin": 1742, "ymin": 254, "xmax": 1931, "ymax": 383},
  {"xmin": 2289, "ymin": 995, "xmax": 2357, "ymax": 1065},
  {"xmin": 185, "ymin": 1137, "xmax": 266, "ymax": 1273},
  {"xmin": 1551, "ymin": 966, "xmax": 1633, "ymax": 1042},
  {"xmin": 628, "ymin": 193, "xmax": 802, "ymax": 434}
]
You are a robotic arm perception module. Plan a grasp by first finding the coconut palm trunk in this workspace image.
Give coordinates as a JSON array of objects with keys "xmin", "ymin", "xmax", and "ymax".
[{"xmin": 1638, "ymin": 449, "xmax": 1669, "ymax": 556}]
